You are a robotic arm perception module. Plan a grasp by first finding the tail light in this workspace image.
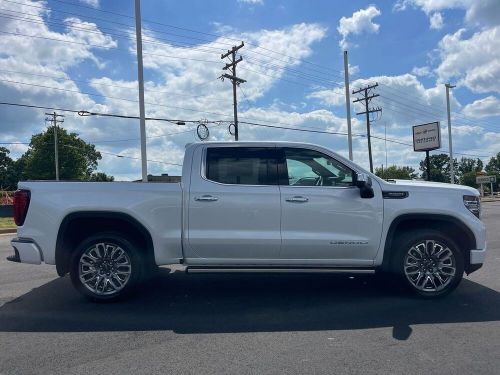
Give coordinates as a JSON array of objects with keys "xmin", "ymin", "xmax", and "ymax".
[{"xmin": 13, "ymin": 190, "xmax": 31, "ymax": 226}]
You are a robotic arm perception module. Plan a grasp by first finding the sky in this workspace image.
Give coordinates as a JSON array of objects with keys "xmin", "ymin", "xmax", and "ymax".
[{"xmin": 0, "ymin": 0, "xmax": 499, "ymax": 180}]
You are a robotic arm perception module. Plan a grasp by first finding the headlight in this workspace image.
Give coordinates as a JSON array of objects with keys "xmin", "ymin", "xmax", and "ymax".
[{"xmin": 463, "ymin": 195, "xmax": 480, "ymax": 219}]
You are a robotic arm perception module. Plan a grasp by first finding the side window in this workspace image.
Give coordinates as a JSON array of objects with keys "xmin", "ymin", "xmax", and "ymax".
[
  {"xmin": 283, "ymin": 148, "xmax": 353, "ymax": 187},
  {"xmin": 206, "ymin": 147, "xmax": 278, "ymax": 185}
]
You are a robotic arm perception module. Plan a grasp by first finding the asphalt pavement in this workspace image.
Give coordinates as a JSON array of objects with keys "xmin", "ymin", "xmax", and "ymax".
[{"xmin": 0, "ymin": 203, "xmax": 499, "ymax": 374}]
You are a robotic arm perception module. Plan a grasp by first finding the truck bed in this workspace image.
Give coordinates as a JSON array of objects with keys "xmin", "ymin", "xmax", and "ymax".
[{"xmin": 17, "ymin": 181, "xmax": 184, "ymax": 265}]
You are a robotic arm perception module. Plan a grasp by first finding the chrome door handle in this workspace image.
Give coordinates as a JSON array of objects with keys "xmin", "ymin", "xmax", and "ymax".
[
  {"xmin": 194, "ymin": 195, "xmax": 219, "ymax": 202},
  {"xmin": 285, "ymin": 196, "xmax": 309, "ymax": 203}
]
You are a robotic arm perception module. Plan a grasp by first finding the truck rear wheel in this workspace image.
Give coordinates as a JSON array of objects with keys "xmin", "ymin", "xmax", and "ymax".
[
  {"xmin": 392, "ymin": 229, "xmax": 464, "ymax": 298},
  {"xmin": 70, "ymin": 232, "xmax": 142, "ymax": 301}
]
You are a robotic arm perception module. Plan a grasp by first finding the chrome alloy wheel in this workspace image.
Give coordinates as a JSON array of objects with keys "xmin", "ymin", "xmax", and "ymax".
[
  {"xmin": 403, "ymin": 240, "xmax": 456, "ymax": 293},
  {"xmin": 78, "ymin": 242, "xmax": 132, "ymax": 296}
]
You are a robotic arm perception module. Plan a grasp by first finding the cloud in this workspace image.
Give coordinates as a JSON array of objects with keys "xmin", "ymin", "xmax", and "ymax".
[
  {"xmin": 307, "ymin": 89, "xmax": 346, "ymax": 107},
  {"xmin": 462, "ymin": 96, "xmax": 500, "ymax": 118},
  {"xmin": 429, "ymin": 12, "xmax": 444, "ymax": 29},
  {"xmin": 237, "ymin": 0, "xmax": 264, "ymax": 4},
  {"xmin": 79, "ymin": 0, "xmax": 99, "ymax": 8},
  {"xmin": 435, "ymin": 26, "xmax": 500, "ymax": 93},
  {"xmin": 411, "ymin": 66, "xmax": 432, "ymax": 76},
  {"xmin": 337, "ymin": 6, "xmax": 381, "ymax": 50},
  {"xmin": 394, "ymin": 0, "xmax": 500, "ymax": 27}
]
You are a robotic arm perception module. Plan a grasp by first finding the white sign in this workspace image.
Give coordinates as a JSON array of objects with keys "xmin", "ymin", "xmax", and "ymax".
[
  {"xmin": 413, "ymin": 122, "xmax": 441, "ymax": 152},
  {"xmin": 476, "ymin": 175, "xmax": 496, "ymax": 184}
]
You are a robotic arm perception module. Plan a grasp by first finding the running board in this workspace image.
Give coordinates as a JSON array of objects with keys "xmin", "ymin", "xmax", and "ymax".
[{"xmin": 186, "ymin": 267, "xmax": 375, "ymax": 274}]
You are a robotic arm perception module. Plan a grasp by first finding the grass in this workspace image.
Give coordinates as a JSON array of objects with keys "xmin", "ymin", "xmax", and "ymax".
[{"xmin": 0, "ymin": 217, "xmax": 15, "ymax": 229}]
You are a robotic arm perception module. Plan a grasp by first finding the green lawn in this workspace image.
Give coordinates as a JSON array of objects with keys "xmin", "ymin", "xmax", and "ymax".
[{"xmin": 0, "ymin": 217, "xmax": 15, "ymax": 229}]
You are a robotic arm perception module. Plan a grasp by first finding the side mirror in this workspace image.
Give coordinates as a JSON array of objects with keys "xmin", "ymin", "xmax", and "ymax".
[{"xmin": 354, "ymin": 173, "xmax": 375, "ymax": 198}]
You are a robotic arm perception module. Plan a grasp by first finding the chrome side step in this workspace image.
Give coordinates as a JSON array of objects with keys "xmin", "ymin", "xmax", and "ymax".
[{"xmin": 186, "ymin": 267, "xmax": 375, "ymax": 274}]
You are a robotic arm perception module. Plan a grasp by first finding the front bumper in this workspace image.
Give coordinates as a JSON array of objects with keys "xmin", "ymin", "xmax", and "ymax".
[{"xmin": 10, "ymin": 238, "xmax": 43, "ymax": 264}]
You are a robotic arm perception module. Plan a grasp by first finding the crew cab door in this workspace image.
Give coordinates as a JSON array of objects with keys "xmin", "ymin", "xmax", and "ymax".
[
  {"xmin": 278, "ymin": 146, "xmax": 383, "ymax": 265},
  {"xmin": 186, "ymin": 145, "xmax": 281, "ymax": 262}
]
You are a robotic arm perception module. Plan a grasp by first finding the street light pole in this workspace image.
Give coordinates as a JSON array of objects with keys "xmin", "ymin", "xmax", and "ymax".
[
  {"xmin": 135, "ymin": 0, "xmax": 147, "ymax": 182},
  {"xmin": 445, "ymin": 83, "xmax": 456, "ymax": 184},
  {"xmin": 343, "ymin": 50, "xmax": 353, "ymax": 161}
]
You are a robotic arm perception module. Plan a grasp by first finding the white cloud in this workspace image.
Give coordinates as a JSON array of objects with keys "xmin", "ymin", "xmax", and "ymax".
[
  {"xmin": 462, "ymin": 96, "xmax": 500, "ymax": 118},
  {"xmin": 411, "ymin": 66, "xmax": 432, "ymax": 76},
  {"xmin": 307, "ymin": 89, "xmax": 346, "ymax": 107},
  {"xmin": 394, "ymin": 0, "xmax": 500, "ymax": 27},
  {"xmin": 237, "ymin": 0, "xmax": 263, "ymax": 4},
  {"xmin": 0, "ymin": 0, "xmax": 117, "ymax": 138},
  {"xmin": 436, "ymin": 26, "xmax": 500, "ymax": 93},
  {"xmin": 429, "ymin": 12, "xmax": 444, "ymax": 29},
  {"xmin": 337, "ymin": 6, "xmax": 381, "ymax": 50},
  {"xmin": 79, "ymin": 0, "xmax": 99, "ymax": 8}
]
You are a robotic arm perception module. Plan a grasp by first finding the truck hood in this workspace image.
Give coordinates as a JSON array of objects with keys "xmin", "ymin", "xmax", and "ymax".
[{"xmin": 381, "ymin": 179, "xmax": 480, "ymax": 196}]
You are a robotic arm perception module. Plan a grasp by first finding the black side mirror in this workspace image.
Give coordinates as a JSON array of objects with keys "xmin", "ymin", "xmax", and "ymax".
[{"xmin": 354, "ymin": 173, "xmax": 375, "ymax": 198}]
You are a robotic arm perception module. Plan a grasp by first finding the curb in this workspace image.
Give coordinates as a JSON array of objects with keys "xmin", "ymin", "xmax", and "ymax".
[{"xmin": 0, "ymin": 228, "xmax": 16, "ymax": 234}]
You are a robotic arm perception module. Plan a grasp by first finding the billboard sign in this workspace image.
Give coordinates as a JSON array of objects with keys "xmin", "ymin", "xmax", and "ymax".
[{"xmin": 413, "ymin": 122, "xmax": 441, "ymax": 152}]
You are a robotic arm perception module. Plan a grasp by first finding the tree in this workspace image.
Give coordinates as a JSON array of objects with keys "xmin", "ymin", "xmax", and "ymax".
[
  {"xmin": 375, "ymin": 165, "xmax": 417, "ymax": 180},
  {"xmin": 458, "ymin": 157, "xmax": 483, "ymax": 175},
  {"xmin": 419, "ymin": 154, "xmax": 458, "ymax": 183},
  {"xmin": 89, "ymin": 172, "xmax": 114, "ymax": 182},
  {"xmin": 0, "ymin": 147, "xmax": 16, "ymax": 190},
  {"xmin": 460, "ymin": 171, "xmax": 479, "ymax": 188},
  {"xmin": 485, "ymin": 152, "xmax": 500, "ymax": 174},
  {"xmin": 23, "ymin": 126, "xmax": 103, "ymax": 180},
  {"xmin": 485, "ymin": 152, "xmax": 500, "ymax": 191}
]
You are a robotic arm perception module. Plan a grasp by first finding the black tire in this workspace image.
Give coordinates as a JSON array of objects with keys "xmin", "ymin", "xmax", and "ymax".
[
  {"xmin": 70, "ymin": 232, "xmax": 143, "ymax": 302},
  {"xmin": 391, "ymin": 229, "xmax": 464, "ymax": 298}
]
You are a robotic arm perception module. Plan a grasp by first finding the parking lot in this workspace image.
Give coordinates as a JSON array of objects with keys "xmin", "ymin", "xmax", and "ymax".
[{"xmin": 0, "ymin": 202, "xmax": 499, "ymax": 374}]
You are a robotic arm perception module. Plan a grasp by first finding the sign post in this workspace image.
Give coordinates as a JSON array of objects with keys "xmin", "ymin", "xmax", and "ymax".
[
  {"xmin": 413, "ymin": 122, "xmax": 441, "ymax": 181},
  {"xmin": 476, "ymin": 175, "xmax": 496, "ymax": 197}
]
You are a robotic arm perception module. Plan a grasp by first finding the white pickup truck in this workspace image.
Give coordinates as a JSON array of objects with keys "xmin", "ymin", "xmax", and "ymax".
[{"xmin": 9, "ymin": 141, "xmax": 486, "ymax": 300}]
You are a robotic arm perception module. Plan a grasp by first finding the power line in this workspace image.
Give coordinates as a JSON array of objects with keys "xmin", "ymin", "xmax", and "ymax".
[
  {"xmin": 1, "ymin": 100, "xmax": 494, "ymax": 160},
  {"xmin": 0, "ymin": 69, "xmax": 228, "ymax": 102},
  {"xmin": 3, "ymin": 0, "xmax": 346, "ymax": 79},
  {"xmin": 46, "ymin": 0, "xmax": 346, "ymax": 77},
  {"xmin": 0, "ymin": 78, "xmax": 236, "ymax": 118}
]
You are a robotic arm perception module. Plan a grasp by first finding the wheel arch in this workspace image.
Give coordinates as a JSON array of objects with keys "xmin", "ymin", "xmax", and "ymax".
[
  {"xmin": 381, "ymin": 213, "xmax": 476, "ymax": 273},
  {"xmin": 56, "ymin": 211, "xmax": 155, "ymax": 277}
]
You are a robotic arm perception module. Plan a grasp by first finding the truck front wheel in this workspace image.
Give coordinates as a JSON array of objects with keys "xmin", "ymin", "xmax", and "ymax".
[
  {"xmin": 70, "ymin": 233, "xmax": 142, "ymax": 301},
  {"xmin": 393, "ymin": 229, "xmax": 464, "ymax": 298}
]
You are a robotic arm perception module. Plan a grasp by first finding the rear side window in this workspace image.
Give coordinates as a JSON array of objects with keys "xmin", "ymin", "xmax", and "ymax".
[{"xmin": 206, "ymin": 147, "xmax": 278, "ymax": 185}]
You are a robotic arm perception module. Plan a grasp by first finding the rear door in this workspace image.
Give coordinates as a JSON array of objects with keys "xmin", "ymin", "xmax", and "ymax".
[
  {"xmin": 278, "ymin": 146, "xmax": 383, "ymax": 265},
  {"xmin": 186, "ymin": 145, "xmax": 281, "ymax": 262}
]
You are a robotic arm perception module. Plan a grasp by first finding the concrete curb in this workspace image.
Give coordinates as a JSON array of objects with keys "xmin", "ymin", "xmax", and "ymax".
[{"xmin": 0, "ymin": 228, "xmax": 16, "ymax": 234}]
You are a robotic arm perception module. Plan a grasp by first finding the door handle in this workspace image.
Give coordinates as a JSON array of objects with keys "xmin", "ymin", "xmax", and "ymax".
[
  {"xmin": 194, "ymin": 195, "xmax": 219, "ymax": 202},
  {"xmin": 285, "ymin": 196, "xmax": 309, "ymax": 203}
]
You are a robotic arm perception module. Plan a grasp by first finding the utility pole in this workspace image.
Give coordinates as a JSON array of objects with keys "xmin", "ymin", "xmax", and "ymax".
[
  {"xmin": 221, "ymin": 42, "xmax": 246, "ymax": 141},
  {"xmin": 135, "ymin": 0, "xmax": 147, "ymax": 182},
  {"xmin": 353, "ymin": 83, "xmax": 382, "ymax": 173},
  {"xmin": 445, "ymin": 83, "xmax": 456, "ymax": 184},
  {"xmin": 343, "ymin": 51, "xmax": 353, "ymax": 161},
  {"xmin": 45, "ymin": 112, "xmax": 64, "ymax": 181}
]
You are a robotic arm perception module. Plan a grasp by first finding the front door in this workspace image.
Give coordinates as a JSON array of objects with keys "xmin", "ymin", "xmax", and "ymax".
[
  {"xmin": 278, "ymin": 146, "xmax": 383, "ymax": 265},
  {"xmin": 186, "ymin": 146, "xmax": 281, "ymax": 263}
]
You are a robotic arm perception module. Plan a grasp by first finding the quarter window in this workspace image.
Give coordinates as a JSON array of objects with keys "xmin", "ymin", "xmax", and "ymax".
[
  {"xmin": 206, "ymin": 147, "xmax": 278, "ymax": 185},
  {"xmin": 283, "ymin": 148, "xmax": 353, "ymax": 187}
]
